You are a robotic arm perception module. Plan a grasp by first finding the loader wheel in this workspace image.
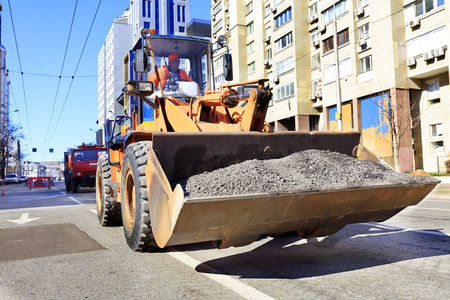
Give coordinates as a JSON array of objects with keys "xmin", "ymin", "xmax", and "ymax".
[
  {"xmin": 96, "ymin": 155, "xmax": 121, "ymax": 226},
  {"xmin": 121, "ymin": 141, "xmax": 158, "ymax": 252}
]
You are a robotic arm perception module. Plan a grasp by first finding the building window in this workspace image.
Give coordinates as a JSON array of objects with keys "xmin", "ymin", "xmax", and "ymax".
[
  {"xmin": 266, "ymin": 48, "xmax": 272, "ymax": 60},
  {"xmin": 430, "ymin": 123, "xmax": 443, "ymax": 137},
  {"xmin": 276, "ymin": 56, "xmax": 294, "ymax": 76},
  {"xmin": 311, "ymin": 28, "xmax": 319, "ymax": 43},
  {"xmin": 275, "ymin": 0, "xmax": 284, "ymax": 6},
  {"xmin": 324, "ymin": 57, "xmax": 351, "ymax": 83},
  {"xmin": 179, "ymin": 26, "xmax": 185, "ymax": 33},
  {"xmin": 415, "ymin": 0, "xmax": 445, "ymax": 17},
  {"xmin": 144, "ymin": 21, "xmax": 150, "ymax": 29},
  {"xmin": 248, "ymin": 61, "xmax": 256, "ymax": 73},
  {"xmin": 275, "ymin": 8, "xmax": 292, "ymax": 29},
  {"xmin": 360, "ymin": 55, "xmax": 372, "ymax": 73},
  {"xmin": 246, "ymin": 1, "xmax": 253, "ymax": 14},
  {"xmin": 312, "ymin": 79, "xmax": 321, "ymax": 93},
  {"xmin": 311, "ymin": 51, "xmax": 321, "ymax": 69},
  {"xmin": 213, "ymin": 2, "xmax": 222, "ymax": 15},
  {"xmin": 247, "ymin": 21, "xmax": 254, "ymax": 35},
  {"xmin": 428, "ymin": 80, "xmax": 440, "ymax": 97},
  {"xmin": 431, "ymin": 140, "xmax": 444, "ymax": 151},
  {"xmin": 247, "ymin": 41, "xmax": 255, "ymax": 55},
  {"xmin": 266, "ymin": 26, "xmax": 272, "ymax": 38},
  {"xmin": 358, "ymin": 0, "xmax": 369, "ymax": 7},
  {"xmin": 275, "ymin": 32, "xmax": 293, "ymax": 52},
  {"xmin": 406, "ymin": 27, "xmax": 446, "ymax": 58},
  {"xmin": 215, "ymin": 74, "xmax": 225, "ymax": 84},
  {"xmin": 358, "ymin": 23, "xmax": 370, "ymax": 39},
  {"xmin": 323, "ymin": 0, "xmax": 348, "ymax": 23},
  {"xmin": 322, "ymin": 28, "xmax": 349, "ymax": 53},
  {"xmin": 265, "ymin": 5, "xmax": 271, "ymax": 17},
  {"xmin": 277, "ymin": 82, "xmax": 295, "ymax": 100},
  {"xmin": 309, "ymin": 2, "xmax": 318, "ymax": 17},
  {"xmin": 213, "ymin": 19, "xmax": 223, "ymax": 32}
]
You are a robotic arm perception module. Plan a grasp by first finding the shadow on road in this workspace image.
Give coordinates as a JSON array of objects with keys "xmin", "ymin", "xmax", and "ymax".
[{"xmin": 191, "ymin": 224, "xmax": 450, "ymax": 279}]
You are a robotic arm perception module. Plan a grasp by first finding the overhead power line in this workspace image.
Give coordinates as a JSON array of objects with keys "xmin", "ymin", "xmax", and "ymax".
[
  {"xmin": 48, "ymin": 0, "xmax": 104, "ymax": 145},
  {"xmin": 7, "ymin": 0, "xmax": 32, "ymax": 147}
]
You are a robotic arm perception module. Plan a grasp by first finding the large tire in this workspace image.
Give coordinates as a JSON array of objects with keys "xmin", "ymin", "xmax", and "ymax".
[
  {"xmin": 96, "ymin": 155, "xmax": 122, "ymax": 226},
  {"xmin": 121, "ymin": 141, "xmax": 158, "ymax": 252},
  {"xmin": 65, "ymin": 176, "xmax": 72, "ymax": 192}
]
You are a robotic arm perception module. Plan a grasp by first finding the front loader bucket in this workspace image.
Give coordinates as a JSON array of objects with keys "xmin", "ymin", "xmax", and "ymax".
[{"xmin": 145, "ymin": 132, "xmax": 438, "ymax": 249}]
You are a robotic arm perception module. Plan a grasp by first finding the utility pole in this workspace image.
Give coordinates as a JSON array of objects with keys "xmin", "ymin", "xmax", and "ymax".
[{"xmin": 333, "ymin": 6, "xmax": 343, "ymax": 131}]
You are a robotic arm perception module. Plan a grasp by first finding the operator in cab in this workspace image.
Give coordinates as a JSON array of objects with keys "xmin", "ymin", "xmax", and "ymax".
[{"xmin": 149, "ymin": 53, "xmax": 192, "ymax": 91}]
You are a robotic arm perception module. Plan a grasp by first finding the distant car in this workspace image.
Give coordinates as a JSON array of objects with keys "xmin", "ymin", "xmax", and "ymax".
[
  {"xmin": 4, "ymin": 174, "xmax": 19, "ymax": 184},
  {"xmin": 18, "ymin": 176, "xmax": 28, "ymax": 183},
  {"xmin": 0, "ymin": 178, "xmax": 3, "ymax": 185}
]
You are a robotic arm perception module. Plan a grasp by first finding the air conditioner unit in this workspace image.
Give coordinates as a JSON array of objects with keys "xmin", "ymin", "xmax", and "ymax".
[
  {"xmin": 271, "ymin": 7, "xmax": 277, "ymax": 14},
  {"xmin": 406, "ymin": 57, "xmax": 416, "ymax": 67},
  {"xmin": 318, "ymin": 25, "xmax": 326, "ymax": 33},
  {"xmin": 308, "ymin": 14, "xmax": 318, "ymax": 24},
  {"xmin": 312, "ymin": 40, "xmax": 320, "ymax": 47},
  {"xmin": 265, "ymin": 36, "xmax": 271, "ymax": 44},
  {"xmin": 212, "ymin": 15, "xmax": 216, "ymax": 21},
  {"xmin": 225, "ymin": 6, "xmax": 229, "ymax": 12},
  {"xmin": 213, "ymin": 33, "xmax": 217, "ymax": 39},
  {"xmin": 272, "ymin": 77, "xmax": 279, "ymax": 84},
  {"xmin": 264, "ymin": 59, "xmax": 272, "ymax": 69},
  {"xmin": 358, "ymin": 38, "xmax": 366, "ymax": 47},
  {"xmin": 409, "ymin": 18, "xmax": 420, "ymax": 28},
  {"xmin": 434, "ymin": 47, "xmax": 445, "ymax": 58},
  {"xmin": 309, "ymin": 94, "xmax": 317, "ymax": 100},
  {"xmin": 355, "ymin": 8, "xmax": 364, "ymax": 16},
  {"xmin": 226, "ymin": 24, "xmax": 230, "ymax": 30},
  {"xmin": 423, "ymin": 50, "xmax": 434, "ymax": 61}
]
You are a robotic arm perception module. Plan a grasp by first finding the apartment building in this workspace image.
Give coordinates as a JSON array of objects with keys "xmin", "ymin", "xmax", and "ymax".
[{"xmin": 211, "ymin": 0, "xmax": 449, "ymax": 173}]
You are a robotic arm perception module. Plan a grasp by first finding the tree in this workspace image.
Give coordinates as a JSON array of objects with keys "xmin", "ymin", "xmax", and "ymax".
[
  {"xmin": 0, "ymin": 123, "xmax": 23, "ymax": 178},
  {"xmin": 368, "ymin": 88, "xmax": 421, "ymax": 173}
]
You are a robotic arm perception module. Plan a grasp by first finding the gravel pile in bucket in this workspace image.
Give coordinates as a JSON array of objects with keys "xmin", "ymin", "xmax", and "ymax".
[{"xmin": 177, "ymin": 149, "xmax": 439, "ymax": 199}]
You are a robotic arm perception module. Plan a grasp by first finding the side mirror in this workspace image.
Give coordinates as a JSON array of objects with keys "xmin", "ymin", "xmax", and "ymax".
[
  {"xmin": 134, "ymin": 49, "xmax": 149, "ymax": 73},
  {"xmin": 223, "ymin": 53, "xmax": 233, "ymax": 81}
]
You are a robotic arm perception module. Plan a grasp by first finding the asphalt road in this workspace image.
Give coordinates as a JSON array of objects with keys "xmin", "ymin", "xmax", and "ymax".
[{"xmin": 0, "ymin": 182, "xmax": 449, "ymax": 299}]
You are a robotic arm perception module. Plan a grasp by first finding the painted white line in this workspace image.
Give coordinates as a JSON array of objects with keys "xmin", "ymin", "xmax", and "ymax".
[
  {"xmin": 90, "ymin": 209, "xmax": 97, "ymax": 214},
  {"xmin": 167, "ymin": 248, "xmax": 275, "ymax": 300},
  {"xmin": 361, "ymin": 223, "xmax": 449, "ymax": 237},
  {"xmin": 413, "ymin": 206, "xmax": 450, "ymax": 212},
  {"xmin": 69, "ymin": 196, "xmax": 84, "ymax": 205}
]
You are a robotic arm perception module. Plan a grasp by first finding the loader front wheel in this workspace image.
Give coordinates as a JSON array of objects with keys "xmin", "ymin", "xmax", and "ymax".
[
  {"xmin": 96, "ymin": 155, "xmax": 121, "ymax": 226},
  {"xmin": 121, "ymin": 141, "xmax": 158, "ymax": 251}
]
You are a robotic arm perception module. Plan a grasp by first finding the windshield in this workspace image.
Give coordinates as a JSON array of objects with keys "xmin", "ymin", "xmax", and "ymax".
[
  {"xmin": 146, "ymin": 36, "xmax": 211, "ymax": 98},
  {"xmin": 6, "ymin": 174, "xmax": 17, "ymax": 178},
  {"xmin": 73, "ymin": 149, "xmax": 107, "ymax": 162}
]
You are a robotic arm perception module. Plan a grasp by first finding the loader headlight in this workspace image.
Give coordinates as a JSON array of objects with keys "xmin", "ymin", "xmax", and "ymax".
[{"xmin": 126, "ymin": 80, "xmax": 154, "ymax": 96}]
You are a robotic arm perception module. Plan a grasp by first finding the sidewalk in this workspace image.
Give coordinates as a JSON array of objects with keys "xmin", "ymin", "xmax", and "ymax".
[{"xmin": 430, "ymin": 176, "xmax": 450, "ymax": 196}]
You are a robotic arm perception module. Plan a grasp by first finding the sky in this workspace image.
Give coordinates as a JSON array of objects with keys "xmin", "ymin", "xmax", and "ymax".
[{"xmin": 1, "ymin": 0, "xmax": 211, "ymax": 163}]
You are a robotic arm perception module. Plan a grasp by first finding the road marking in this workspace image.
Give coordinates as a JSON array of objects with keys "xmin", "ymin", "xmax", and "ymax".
[
  {"xmin": 90, "ymin": 209, "xmax": 97, "ymax": 214},
  {"xmin": 413, "ymin": 206, "xmax": 450, "ymax": 212},
  {"xmin": 361, "ymin": 223, "xmax": 449, "ymax": 237},
  {"xmin": 167, "ymin": 248, "xmax": 275, "ymax": 300},
  {"xmin": 69, "ymin": 197, "xmax": 84, "ymax": 205},
  {"xmin": 7, "ymin": 213, "xmax": 40, "ymax": 225}
]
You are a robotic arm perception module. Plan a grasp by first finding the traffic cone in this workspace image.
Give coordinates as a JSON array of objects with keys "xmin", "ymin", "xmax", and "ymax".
[{"xmin": 1, "ymin": 186, "xmax": 5, "ymax": 196}]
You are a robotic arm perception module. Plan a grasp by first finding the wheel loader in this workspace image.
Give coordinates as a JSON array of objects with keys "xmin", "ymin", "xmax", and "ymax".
[{"xmin": 96, "ymin": 28, "xmax": 438, "ymax": 251}]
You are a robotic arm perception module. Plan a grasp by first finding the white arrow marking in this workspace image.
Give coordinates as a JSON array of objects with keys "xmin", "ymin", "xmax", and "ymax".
[{"xmin": 7, "ymin": 213, "xmax": 41, "ymax": 225}]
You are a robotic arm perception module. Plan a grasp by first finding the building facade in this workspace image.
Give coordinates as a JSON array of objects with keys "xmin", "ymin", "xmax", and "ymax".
[{"xmin": 211, "ymin": 0, "xmax": 449, "ymax": 173}]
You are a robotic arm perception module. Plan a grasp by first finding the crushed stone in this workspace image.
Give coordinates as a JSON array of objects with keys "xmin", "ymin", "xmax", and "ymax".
[{"xmin": 176, "ymin": 149, "xmax": 439, "ymax": 199}]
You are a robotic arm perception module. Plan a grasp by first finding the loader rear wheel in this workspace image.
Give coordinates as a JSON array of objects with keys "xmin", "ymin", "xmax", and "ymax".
[
  {"xmin": 96, "ymin": 155, "xmax": 121, "ymax": 226},
  {"xmin": 121, "ymin": 141, "xmax": 158, "ymax": 252}
]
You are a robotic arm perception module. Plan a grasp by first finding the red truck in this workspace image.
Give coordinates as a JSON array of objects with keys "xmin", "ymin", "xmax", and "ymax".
[{"xmin": 64, "ymin": 144, "xmax": 107, "ymax": 193}]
